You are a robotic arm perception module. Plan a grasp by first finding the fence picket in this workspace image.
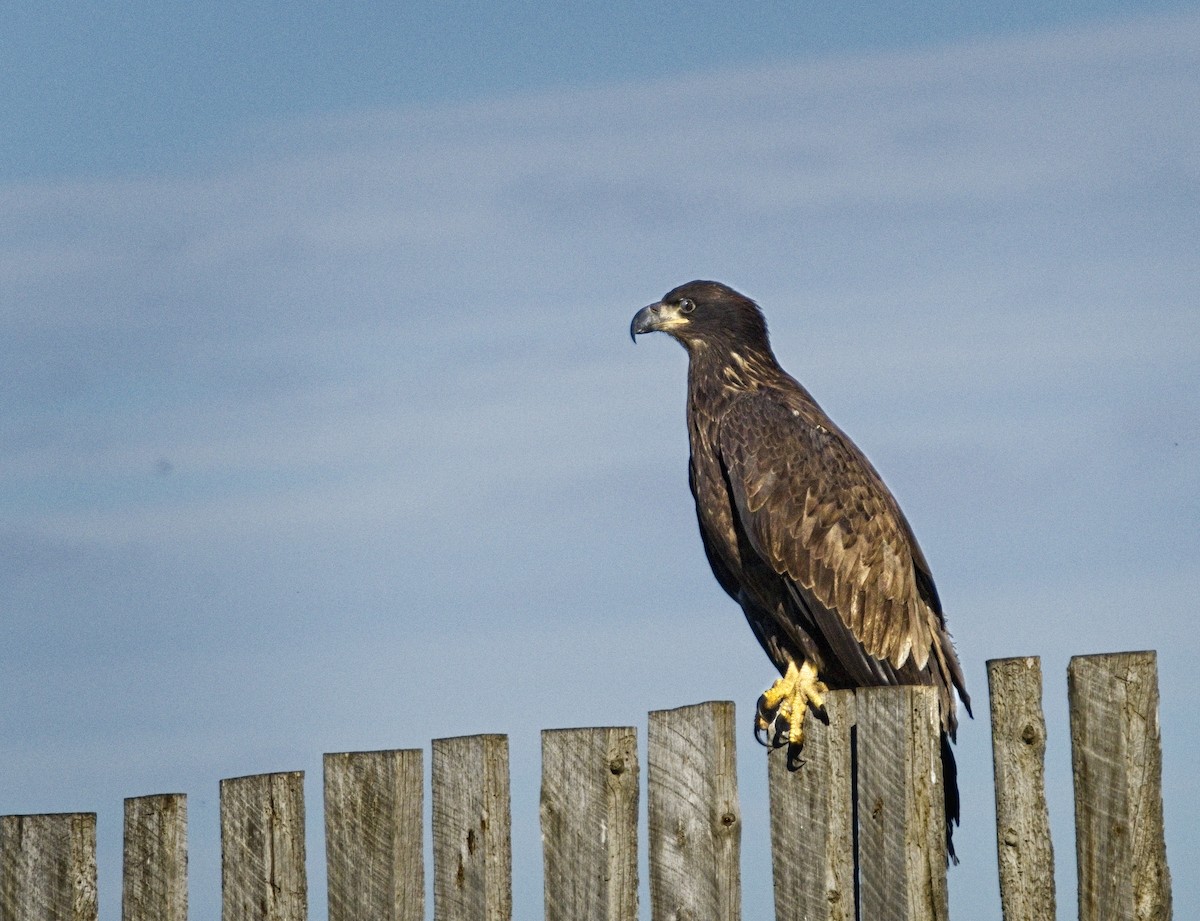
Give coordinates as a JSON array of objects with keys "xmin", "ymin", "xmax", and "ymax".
[
  {"xmin": 647, "ymin": 700, "xmax": 741, "ymax": 921},
  {"xmin": 540, "ymin": 726, "xmax": 639, "ymax": 921},
  {"xmin": 767, "ymin": 690, "xmax": 856, "ymax": 921},
  {"xmin": 855, "ymin": 686, "xmax": 948, "ymax": 921},
  {"xmin": 122, "ymin": 794, "xmax": 187, "ymax": 921},
  {"xmin": 986, "ymin": 657, "xmax": 1055, "ymax": 921},
  {"xmin": 432, "ymin": 734, "xmax": 512, "ymax": 921},
  {"xmin": 1068, "ymin": 651, "xmax": 1172, "ymax": 921},
  {"xmin": 0, "ymin": 813, "xmax": 97, "ymax": 921},
  {"xmin": 219, "ymin": 771, "xmax": 307, "ymax": 921},
  {"xmin": 324, "ymin": 749, "xmax": 423, "ymax": 921},
  {"xmin": 0, "ymin": 649, "xmax": 1178, "ymax": 921}
]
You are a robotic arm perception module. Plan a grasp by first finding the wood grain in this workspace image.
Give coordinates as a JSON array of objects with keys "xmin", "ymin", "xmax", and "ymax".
[
  {"xmin": 324, "ymin": 749, "xmax": 423, "ymax": 921},
  {"xmin": 647, "ymin": 700, "xmax": 740, "ymax": 921},
  {"xmin": 855, "ymin": 686, "xmax": 948, "ymax": 921},
  {"xmin": 986, "ymin": 657, "xmax": 1055, "ymax": 921},
  {"xmin": 219, "ymin": 771, "xmax": 307, "ymax": 921},
  {"xmin": 0, "ymin": 813, "xmax": 98, "ymax": 921},
  {"xmin": 122, "ymin": 794, "xmax": 187, "ymax": 921},
  {"xmin": 540, "ymin": 726, "xmax": 638, "ymax": 921},
  {"xmin": 432, "ymin": 734, "xmax": 512, "ymax": 921},
  {"xmin": 767, "ymin": 690, "xmax": 855, "ymax": 921},
  {"xmin": 1069, "ymin": 651, "xmax": 1172, "ymax": 921}
]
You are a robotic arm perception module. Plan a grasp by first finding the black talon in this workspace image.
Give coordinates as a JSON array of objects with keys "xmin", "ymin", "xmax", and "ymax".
[
  {"xmin": 772, "ymin": 717, "xmax": 789, "ymax": 749},
  {"xmin": 755, "ymin": 693, "xmax": 776, "ymax": 747},
  {"xmin": 786, "ymin": 741, "xmax": 807, "ymax": 771}
]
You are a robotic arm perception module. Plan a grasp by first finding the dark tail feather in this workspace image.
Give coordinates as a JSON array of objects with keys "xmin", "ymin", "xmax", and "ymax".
[{"xmin": 941, "ymin": 731, "xmax": 960, "ymax": 865}]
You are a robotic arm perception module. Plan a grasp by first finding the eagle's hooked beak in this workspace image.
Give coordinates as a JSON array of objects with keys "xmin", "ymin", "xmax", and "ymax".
[{"xmin": 630, "ymin": 301, "xmax": 687, "ymax": 342}]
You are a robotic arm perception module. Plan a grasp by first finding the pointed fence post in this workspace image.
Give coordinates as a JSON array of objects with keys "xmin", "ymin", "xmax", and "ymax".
[
  {"xmin": 540, "ymin": 726, "xmax": 639, "ymax": 921},
  {"xmin": 647, "ymin": 701, "xmax": 741, "ymax": 921},
  {"xmin": 122, "ymin": 794, "xmax": 187, "ymax": 921},
  {"xmin": 0, "ymin": 813, "xmax": 98, "ymax": 921},
  {"xmin": 1068, "ymin": 651, "xmax": 1172, "ymax": 921}
]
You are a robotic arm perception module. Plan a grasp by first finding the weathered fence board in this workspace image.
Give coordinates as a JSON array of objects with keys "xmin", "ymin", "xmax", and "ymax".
[
  {"xmin": 540, "ymin": 726, "xmax": 639, "ymax": 921},
  {"xmin": 986, "ymin": 657, "xmax": 1055, "ymax": 921},
  {"xmin": 0, "ymin": 649, "xmax": 1178, "ymax": 921},
  {"xmin": 122, "ymin": 794, "xmax": 186, "ymax": 921},
  {"xmin": 324, "ymin": 749, "xmax": 423, "ymax": 921},
  {"xmin": 0, "ymin": 813, "xmax": 97, "ymax": 921},
  {"xmin": 432, "ymin": 734, "xmax": 512, "ymax": 921},
  {"xmin": 1068, "ymin": 651, "xmax": 1172, "ymax": 921},
  {"xmin": 856, "ymin": 685, "xmax": 948, "ymax": 921},
  {"xmin": 220, "ymin": 771, "xmax": 307, "ymax": 921},
  {"xmin": 647, "ymin": 700, "xmax": 741, "ymax": 921},
  {"xmin": 767, "ymin": 690, "xmax": 856, "ymax": 921}
]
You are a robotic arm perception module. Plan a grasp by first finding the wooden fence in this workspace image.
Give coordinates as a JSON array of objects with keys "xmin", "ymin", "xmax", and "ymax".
[{"xmin": 0, "ymin": 650, "xmax": 1172, "ymax": 921}]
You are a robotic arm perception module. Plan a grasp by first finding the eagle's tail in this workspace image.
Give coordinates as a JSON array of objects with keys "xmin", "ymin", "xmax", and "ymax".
[{"xmin": 942, "ymin": 731, "xmax": 960, "ymax": 864}]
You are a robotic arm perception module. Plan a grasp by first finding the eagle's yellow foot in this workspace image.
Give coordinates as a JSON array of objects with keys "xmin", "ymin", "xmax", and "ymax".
[{"xmin": 755, "ymin": 660, "xmax": 828, "ymax": 746}]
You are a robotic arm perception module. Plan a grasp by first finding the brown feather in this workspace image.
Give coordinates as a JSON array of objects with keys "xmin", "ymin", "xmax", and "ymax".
[
  {"xmin": 635, "ymin": 280, "xmax": 970, "ymax": 856},
  {"xmin": 639, "ymin": 281, "xmax": 970, "ymax": 728}
]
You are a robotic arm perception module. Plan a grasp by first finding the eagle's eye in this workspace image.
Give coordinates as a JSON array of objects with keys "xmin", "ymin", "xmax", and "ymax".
[{"xmin": 678, "ymin": 298, "xmax": 695, "ymax": 314}]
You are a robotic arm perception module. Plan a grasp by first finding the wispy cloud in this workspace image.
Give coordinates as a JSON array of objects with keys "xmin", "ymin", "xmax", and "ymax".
[
  {"xmin": 4, "ymin": 12, "xmax": 1196, "ymax": 542},
  {"xmin": 2, "ymin": 13, "xmax": 1198, "ymax": 920}
]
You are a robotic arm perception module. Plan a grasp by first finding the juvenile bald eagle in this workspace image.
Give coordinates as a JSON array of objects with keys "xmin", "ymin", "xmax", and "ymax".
[{"xmin": 631, "ymin": 280, "xmax": 970, "ymax": 854}]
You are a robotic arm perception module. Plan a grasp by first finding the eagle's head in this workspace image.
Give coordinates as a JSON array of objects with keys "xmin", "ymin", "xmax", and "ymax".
[{"xmin": 630, "ymin": 280, "xmax": 770, "ymax": 353}]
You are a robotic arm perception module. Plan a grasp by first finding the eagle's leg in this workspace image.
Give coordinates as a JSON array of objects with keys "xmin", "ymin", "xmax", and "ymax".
[{"xmin": 755, "ymin": 660, "xmax": 828, "ymax": 746}]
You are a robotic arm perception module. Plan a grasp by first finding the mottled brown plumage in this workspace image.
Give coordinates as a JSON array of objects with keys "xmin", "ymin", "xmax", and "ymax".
[{"xmin": 632, "ymin": 280, "xmax": 971, "ymax": 855}]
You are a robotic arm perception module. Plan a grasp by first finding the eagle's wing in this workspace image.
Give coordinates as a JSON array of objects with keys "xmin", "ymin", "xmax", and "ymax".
[{"xmin": 716, "ymin": 388, "xmax": 961, "ymax": 698}]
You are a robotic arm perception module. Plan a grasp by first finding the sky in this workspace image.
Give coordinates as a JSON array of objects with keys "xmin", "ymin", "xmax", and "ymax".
[{"xmin": 3, "ymin": 3, "xmax": 1198, "ymax": 919}]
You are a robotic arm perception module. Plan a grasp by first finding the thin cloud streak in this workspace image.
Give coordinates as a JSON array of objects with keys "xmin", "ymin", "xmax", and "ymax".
[
  {"xmin": 4, "ymin": 12, "xmax": 1197, "ymax": 538},
  {"xmin": 1, "ymin": 12, "xmax": 1197, "ymax": 921}
]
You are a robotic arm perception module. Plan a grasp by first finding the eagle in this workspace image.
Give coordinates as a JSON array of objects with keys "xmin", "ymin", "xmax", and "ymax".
[{"xmin": 631, "ymin": 280, "xmax": 971, "ymax": 855}]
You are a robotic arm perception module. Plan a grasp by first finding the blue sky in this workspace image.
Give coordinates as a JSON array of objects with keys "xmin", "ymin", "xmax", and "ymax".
[
  {"xmin": 3, "ymin": 4, "xmax": 1199, "ymax": 920},
  {"xmin": 4, "ymin": 0, "xmax": 1195, "ymax": 178}
]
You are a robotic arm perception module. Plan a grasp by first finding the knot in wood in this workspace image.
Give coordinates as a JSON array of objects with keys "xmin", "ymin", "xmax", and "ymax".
[
  {"xmin": 720, "ymin": 812, "xmax": 736, "ymax": 827},
  {"xmin": 609, "ymin": 757, "xmax": 625, "ymax": 775},
  {"xmin": 1021, "ymin": 723, "xmax": 1038, "ymax": 744}
]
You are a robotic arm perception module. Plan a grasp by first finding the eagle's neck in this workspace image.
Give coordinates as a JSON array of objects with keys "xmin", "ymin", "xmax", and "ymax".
[
  {"xmin": 684, "ymin": 341, "xmax": 785, "ymax": 459},
  {"xmin": 686, "ymin": 340, "xmax": 783, "ymax": 409}
]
